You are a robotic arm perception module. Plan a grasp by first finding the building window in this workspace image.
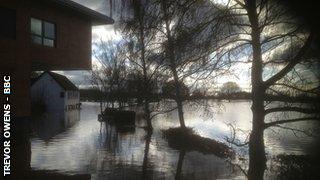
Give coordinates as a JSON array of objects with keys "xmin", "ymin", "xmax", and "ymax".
[
  {"xmin": 0, "ymin": 7, "xmax": 16, "ymax": 39},
  {"xmin": 60, "ymin": 92, "xmax": 65, "ymax": 98},
  {"xmin": 31, "ymin": 18, "xmax": 56, "ymax": 47}
]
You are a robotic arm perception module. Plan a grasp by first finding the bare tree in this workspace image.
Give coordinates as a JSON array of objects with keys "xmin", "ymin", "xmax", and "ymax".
[
  {"xmin": 146, "ymin": 0, "xmax": 231, "ymax": 128},
  {"xmin": 118, "ymin": 0, "xmax": 166, "ymax": 132},
  {"xmin": 101, "ymin": 2, "xmax": 320, "ymax": 179},
  {"xmin": 92, "ymin": 40, "xmax": 129, "ymax": 111},
  {"xmin": 113, "ymin": 0, "xmax": 231, "ymax": 129},
  {"xmin": 208, "ymin": 0, "xmax": 320, "ymax": 179}
]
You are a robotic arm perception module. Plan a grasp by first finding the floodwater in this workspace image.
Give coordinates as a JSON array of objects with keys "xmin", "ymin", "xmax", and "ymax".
[{"xmin": 28, "ymin": 101, "xmax": 317, "ymax": 179}]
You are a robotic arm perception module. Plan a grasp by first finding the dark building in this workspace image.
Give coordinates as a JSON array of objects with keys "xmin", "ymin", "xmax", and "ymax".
[{"xmin": 0, "ymin": 0, "xmax": 113, "ymax": 117}]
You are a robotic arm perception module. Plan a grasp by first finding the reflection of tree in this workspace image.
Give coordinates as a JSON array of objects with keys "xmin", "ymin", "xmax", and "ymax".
[
  {"xmin": 175, "ymin": 150, "xmax": 186, "ymax": 180},
  {"xmin": 141, "ymin": 130, "xmax": 152, "ymax": 180},
  {"xmin": 97, "ymin": 118, "xmax": 161, "ymax": 179},
  {"xmin": 102, "ymin": 122, "xmax": 121, "ymax": 154}
]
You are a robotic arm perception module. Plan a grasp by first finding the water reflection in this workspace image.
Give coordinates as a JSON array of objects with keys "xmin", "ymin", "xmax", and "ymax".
[
  {"xmin": 11, "ymin": 115, "xmax": 90, "ymax": 180},
  {"xmin": 31, "ymin": 109, "xmax": 80, "ymax": 141},
  {"xmin": 142, "ymin": 130, "xmax": 152, "ymax": 180},
  {"xmin": 29, "ymin": 102, "xmax": 244, "ymax": 179},
  {"xmin": 175, "ymin": 150, "xmax": 185, "ymax": 180},
  {"xmin": 25, "ymin": 102, "xmax": 318, "ymax": 179}
]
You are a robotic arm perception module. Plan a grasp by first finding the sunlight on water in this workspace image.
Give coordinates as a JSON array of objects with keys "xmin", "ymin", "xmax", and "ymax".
[{"xmin": 29, "ymin": 101, "xmax": 315, "ymax": 179}]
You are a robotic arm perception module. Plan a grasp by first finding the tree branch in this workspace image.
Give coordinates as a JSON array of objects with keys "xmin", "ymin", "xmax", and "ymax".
[
  {"xmin": 265, "ymin": 107, "xmax": 319, "ymax": 115},
  {"xmin": 273, "ymin": 83, "xmax": 318, "ymax": 94},
  {"xmin": 272, "ymin": 124, "xmax": 317, "ymax": 138},
  {"xmin": 264, "ymin": 33, "xmax": 313, "ymax": 88},
  {"xmin": 234, "ymin": 0, "xmax": 246, "ymax": 8},
  {"xmin": 264, "ymin": 116, "xmax": 320, "ymax": 129}
]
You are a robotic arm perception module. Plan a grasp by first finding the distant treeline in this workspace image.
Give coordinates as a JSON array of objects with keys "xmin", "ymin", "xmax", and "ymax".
[
  {"xmin": 79, "ymin": 88, "xmax": 162, "ymax": 103},
  {"xmin": 189, "ymin": 91, "xmax": 251, "ymax": 100},
  {"xmin": 79, "ymin": 88, "xmax": 249, "ymax": 102},
  {"xmin": 80, "ymin": 88, "xmax": 319, "ymax": 103}
]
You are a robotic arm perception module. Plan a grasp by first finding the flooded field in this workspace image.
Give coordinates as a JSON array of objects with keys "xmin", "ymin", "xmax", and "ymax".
[{"xmin": 29, "ymin": 101, "xmax": 317, "ymax": 179}]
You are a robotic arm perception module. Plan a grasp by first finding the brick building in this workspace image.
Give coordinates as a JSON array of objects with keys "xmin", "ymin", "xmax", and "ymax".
[{"xmin": 0, "ymin": 0, "xmax": 113, "ymax": 117}]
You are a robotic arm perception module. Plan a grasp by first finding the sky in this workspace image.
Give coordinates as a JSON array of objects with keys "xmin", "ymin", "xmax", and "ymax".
[
  {"xmin": 57, "ymin": 0, "xmax": 251, "ymax": 91},
  {"xmin": 55, "ymin": 0, "xmax": 118, "ymax": 89}
]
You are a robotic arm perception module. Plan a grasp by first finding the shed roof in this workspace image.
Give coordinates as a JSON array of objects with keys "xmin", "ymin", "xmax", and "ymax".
[
  {"xmin": 34, "ymin": 71, "xmax": 79, "ymax": 91},
  {"xmin": 46, "ymin": 0, "xmax": 114, "ymax": 25}
]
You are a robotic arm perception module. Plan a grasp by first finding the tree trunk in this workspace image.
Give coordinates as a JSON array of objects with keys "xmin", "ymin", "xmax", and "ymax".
[
  {"xmin": 109, "ymin": 0, "xmax": 113, "ymax": 18},
  {"xmin": 138, "ymin": 5, "xmax": 153, "ymax": 131},
  {"xmin": 162, "ymin": 1, "xmax": 186, "ymax": 128},
  {"xmin": 172, "ymin": 67, "xmax": 186, "ymax": 128},
  {"xmin": 248, "ymin": 97, "xmax": 266, "ymax": 180},
  {"xmin": 100, "ymin": 87, "xmax": 104, "ymax": 114},
  {"xmin": 144, "ymin": 101, "xmax": 152, "ymax": 131},
  {"xmin": 246, "ymin": 0, "xmax": 267, "ymax": 179},
  {"xmin": 100, "ymin": 101, "xmax": 103, "ymax": 114}
]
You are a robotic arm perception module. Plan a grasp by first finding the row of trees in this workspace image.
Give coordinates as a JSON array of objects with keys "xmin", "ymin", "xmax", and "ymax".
[
  {"xmin": 95, "ymin": 0, "xmax": 320, "ymax": 179},
  {"xmin": 94, "ymin": 0, "xmax": 231, "ymax": 130},
  {"xmin": 86, "ymin": 79, "xmax": 242, "ymax": 100}
]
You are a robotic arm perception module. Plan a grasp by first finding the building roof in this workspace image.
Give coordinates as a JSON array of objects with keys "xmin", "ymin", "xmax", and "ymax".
[
  {"xmin": 33, "ymin": 71, "xmax": 79, "ymax": 91},
  {"xmin": 46, "ymin": 0, "xmax": 114, "ymax": 25}
]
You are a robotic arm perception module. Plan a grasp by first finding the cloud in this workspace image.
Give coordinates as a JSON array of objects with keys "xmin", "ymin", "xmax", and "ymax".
[
  {"xmin": 53, "ymin": 70, "xmax": 92, "ymax": 89},
  {"xmin": 92, "ymin": 25, "xmax": 122, "ymax": 42},
  {"xmin": 56, "ymin": 1, "xmax": 119, "ymax": 88},
  {"xmin": 71, "ymin": 0, "xmax": 107, "ymax": 14},
  {"xmin": 66, "ymin": 1, "xmax": 253, "ymax": 90}
]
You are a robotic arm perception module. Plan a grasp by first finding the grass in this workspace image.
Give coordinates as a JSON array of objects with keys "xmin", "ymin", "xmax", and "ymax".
[{"xmin": 163, "ymin": 127, "xmax": 234, "ymax": 158}]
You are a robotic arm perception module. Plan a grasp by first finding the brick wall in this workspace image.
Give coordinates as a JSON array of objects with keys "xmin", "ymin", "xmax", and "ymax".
[{"xmin": 0, "ymin": 0, "xmax": 94, "ymax": 117}]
